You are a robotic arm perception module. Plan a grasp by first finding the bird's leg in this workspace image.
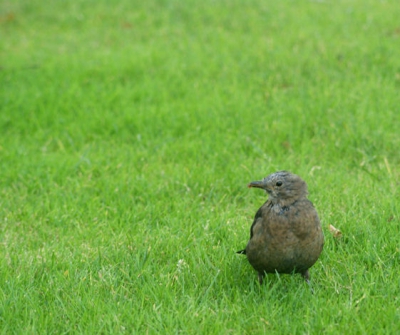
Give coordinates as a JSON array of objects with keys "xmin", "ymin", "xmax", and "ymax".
[
  {"xmin": 258, "ymin": 272, "xmax": 265, "ymax": 285},
  {"xmin": 302, "ymin": 269, "xmax": 310, "ymax": 281},
  {"xmin": 301, "ymin": 269, "xmax": 314, "ymax": 294}
]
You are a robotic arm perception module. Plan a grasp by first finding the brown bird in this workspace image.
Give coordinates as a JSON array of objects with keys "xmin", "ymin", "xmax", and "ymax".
[{"xmin": 237, "ymin": 171, "xmax": 324, "ymax": 286}]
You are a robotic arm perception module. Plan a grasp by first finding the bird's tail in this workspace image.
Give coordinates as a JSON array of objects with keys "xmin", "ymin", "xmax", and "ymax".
[{"xmin": 236, "ymin": 249, "xmax": 246, "ymax": 255}]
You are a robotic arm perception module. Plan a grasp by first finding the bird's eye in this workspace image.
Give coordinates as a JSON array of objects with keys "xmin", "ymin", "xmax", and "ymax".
[{"xmin": 276, "ymin": 181, "xmax": 283, "ymax": 187}]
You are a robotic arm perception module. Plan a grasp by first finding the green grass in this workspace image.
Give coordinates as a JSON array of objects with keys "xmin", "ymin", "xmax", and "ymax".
[{"xmin": 1, "ymin": 0, "xmax": 400, "ymax": 333}]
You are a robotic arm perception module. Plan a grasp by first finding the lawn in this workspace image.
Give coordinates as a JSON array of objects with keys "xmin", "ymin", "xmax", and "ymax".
[{"xmin": 1, "ymin": 0, "xmax": 399, "ymax": 333}]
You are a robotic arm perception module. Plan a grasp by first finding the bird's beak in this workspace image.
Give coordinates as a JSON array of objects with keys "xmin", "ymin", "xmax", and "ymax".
[{"xmin": 247, "ymin": 180, "xmax": 266, "ymax": 189}]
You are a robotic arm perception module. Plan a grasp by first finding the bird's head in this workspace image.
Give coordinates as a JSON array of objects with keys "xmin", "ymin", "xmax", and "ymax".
[{"xmin": 248, "ymin": 171, "xmax": 308, "ymax": 205}]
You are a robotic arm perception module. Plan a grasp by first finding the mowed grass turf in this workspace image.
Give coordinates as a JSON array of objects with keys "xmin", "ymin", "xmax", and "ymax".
[{"xmin": 1, "ymin": 0, "xmax": 399, "ymax": 333}]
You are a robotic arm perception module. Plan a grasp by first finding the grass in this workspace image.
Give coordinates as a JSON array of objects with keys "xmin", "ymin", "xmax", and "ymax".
[{"xmin": 1, "ymin": 0, "xmax": 400, "ymax": 333}]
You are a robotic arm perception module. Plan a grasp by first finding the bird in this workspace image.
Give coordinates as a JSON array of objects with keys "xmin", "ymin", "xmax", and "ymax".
[{"xmin": 237, "ymin": 171, "xmax": 324, "ymax": 287}]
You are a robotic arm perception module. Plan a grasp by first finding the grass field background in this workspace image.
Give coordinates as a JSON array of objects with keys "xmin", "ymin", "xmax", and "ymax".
[{"xmin": 1, "ymin": 0, "xmax": 399, "ymax": 333}]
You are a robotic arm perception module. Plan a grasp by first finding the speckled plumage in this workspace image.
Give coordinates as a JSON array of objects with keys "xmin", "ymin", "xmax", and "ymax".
[{"xmin": 238, "ymin": 171, "xmax": 324, "ymax": 286}]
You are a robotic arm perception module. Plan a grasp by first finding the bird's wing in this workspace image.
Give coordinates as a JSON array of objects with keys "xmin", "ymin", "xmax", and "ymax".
[
  {"xmin": 250, "ymin": 205, "xmax": 265, "ymax": 238},
  {"xmin": 237, "ymin": 201, "xmax": 269, "ymax": 255}
]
